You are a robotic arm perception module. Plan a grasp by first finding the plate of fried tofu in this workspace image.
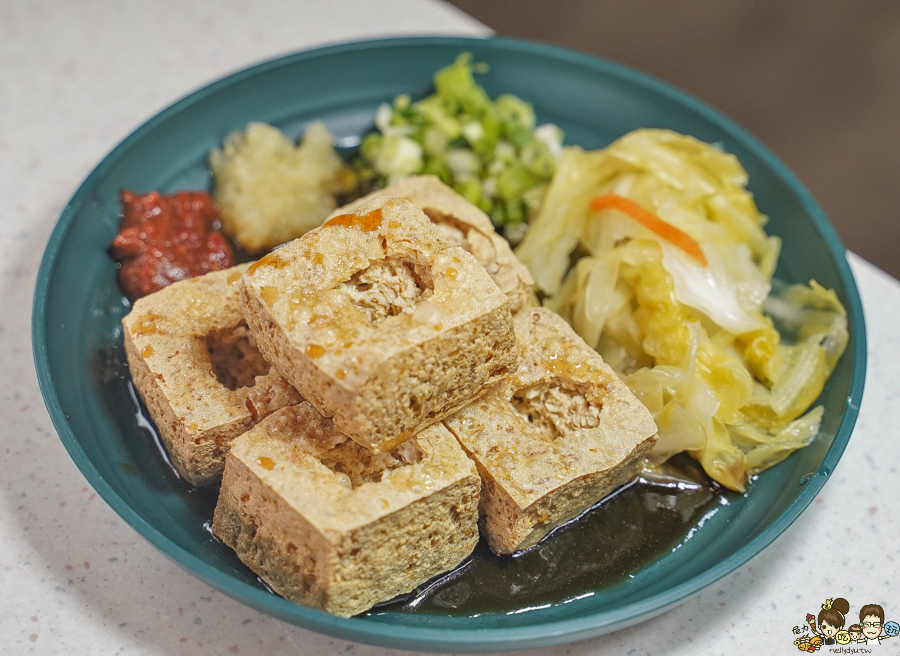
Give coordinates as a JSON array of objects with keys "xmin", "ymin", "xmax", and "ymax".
[{"xmin": 33, "ymin": 37, "xmax": 865, "ymax": 651}]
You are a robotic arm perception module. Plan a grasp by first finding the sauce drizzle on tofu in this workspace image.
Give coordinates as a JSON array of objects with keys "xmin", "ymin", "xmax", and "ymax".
[
  {"xmin": 323, "ymin": 207, "xmax": 384, "ymax": 231},
  {"xmin": 247, "ymin": 253, "xmax": 289, "ymax": 276}
]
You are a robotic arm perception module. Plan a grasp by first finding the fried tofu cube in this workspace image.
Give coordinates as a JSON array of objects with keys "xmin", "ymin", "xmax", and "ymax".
[
  {"xmin": 212, "ymin": 403, "xmax": 481, "ymax": 617},
  {"xmin": 333, "ymin": 175, "xmax": 534, "ymax": 312},
  {"xmin": 122, "ymin": 264, "xmax": 302, "ymax": 485},
  {"xmin": 443, "ymin": 308, "xmax": 658, "ymax": 554},
  {"xmin": 240, "ymin": 196, "xmax": 517, "ymax": 452}
]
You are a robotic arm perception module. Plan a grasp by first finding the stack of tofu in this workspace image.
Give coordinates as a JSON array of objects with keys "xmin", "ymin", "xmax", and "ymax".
[{"xmin": 123, "ymin": 176, "xmax": 658, "ymax": 617}]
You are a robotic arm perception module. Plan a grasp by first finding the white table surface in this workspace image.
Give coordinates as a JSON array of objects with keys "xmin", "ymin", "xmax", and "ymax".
[{"xmin": 2, "ymin": 1, "xmax": 898, "ymax": 654}]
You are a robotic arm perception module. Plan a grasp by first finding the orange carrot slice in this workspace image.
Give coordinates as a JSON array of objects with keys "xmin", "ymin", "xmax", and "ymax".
[{"xmin": 589, "ymin": 194, "xmax": 708, "ymax": 267}]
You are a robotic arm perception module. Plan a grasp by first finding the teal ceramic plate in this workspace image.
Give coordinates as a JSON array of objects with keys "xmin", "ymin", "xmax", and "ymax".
[{"xmin": 33, "ymin": 37, "xmax": 865, "ymax": 652}]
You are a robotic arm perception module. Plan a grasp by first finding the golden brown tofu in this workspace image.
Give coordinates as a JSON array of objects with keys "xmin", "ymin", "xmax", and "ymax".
[
  {"xmin": 333, "ymin": 175, "xmax": 534, "ymax": 312},
  {"xmin": 122, "ymin": 264, "xmax": 302, "ymax": 485},
  {"xmin": 443, "ymin": 308, "xmax": 658, "ymax": 554},
  {"xmin": 240, "ymin": 196, "xmax": 517, "ymax": 452},
  {"xmin": 212, "ymin": 403, "xmax": 481, "ymax": 617}
]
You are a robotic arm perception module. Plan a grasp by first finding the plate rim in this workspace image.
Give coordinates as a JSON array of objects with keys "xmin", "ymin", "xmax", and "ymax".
[{"xmin": 32, "ymin": 34, "xmax": 867, "ymax": 652}]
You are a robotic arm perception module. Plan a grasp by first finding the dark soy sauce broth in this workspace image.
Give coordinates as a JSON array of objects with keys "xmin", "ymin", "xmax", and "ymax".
[
  {"xmin": 371, "ymin": 456, "xmax": 724, "ymax": 615},
  {"xmin": 95, "ymin": 339, "xmax": 729, "ymax": 618}
]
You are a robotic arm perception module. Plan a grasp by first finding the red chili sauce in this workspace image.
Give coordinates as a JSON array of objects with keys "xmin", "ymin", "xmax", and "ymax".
[{"xmin": 111, "ymin": 190, "xmax": 234, "ymax": 301}]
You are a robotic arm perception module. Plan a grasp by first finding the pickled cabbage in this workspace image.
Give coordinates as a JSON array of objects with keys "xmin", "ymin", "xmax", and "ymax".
[{"xmin": 518, "ymin": 129, "xmax": 847, "ymax": 492}]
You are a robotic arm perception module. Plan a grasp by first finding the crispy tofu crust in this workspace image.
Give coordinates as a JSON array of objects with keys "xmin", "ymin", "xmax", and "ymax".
[
  {"xmin": 332, "ymin": 176, "xmax": 534, "ymax": 312},
  {"xmin": 443, "ymin": 308, "xmax": 658, "ymax": 554},
  {"xmin": 122, "ymin": 264, "xmax": 301, "ymax": 485},
  {"xmin": 240, "ymin": 196, "xmax": 518, "ymax": 452},
  {"xmin": 212, "ymin": 403, "xmax": 481, "ymax": 617}
]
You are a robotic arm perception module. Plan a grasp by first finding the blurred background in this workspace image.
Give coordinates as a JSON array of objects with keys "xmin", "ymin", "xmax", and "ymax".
[{"xmin": 447, "ymin": 0, "xmax": 900, "ymax": 279}]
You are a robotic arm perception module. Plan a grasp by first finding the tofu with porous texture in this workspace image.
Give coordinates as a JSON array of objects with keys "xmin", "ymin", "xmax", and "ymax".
[
  {"xmin": 240, "ymin": 196, "xmax": 517, "ymax": 452},
  {"xmin": 123, "ymin": 264, "xmax": 302, "ymax": 485},
  {"xmin": 333, "ymin": 176, "xmax": 534, "ymax": 312},
  {"xmin": 443, "ymin": 308, "xmax": 658, "ymax": 554},
  {"xmin": 212, "ymin": 403, "xmax": 481, "ymax": 617}
]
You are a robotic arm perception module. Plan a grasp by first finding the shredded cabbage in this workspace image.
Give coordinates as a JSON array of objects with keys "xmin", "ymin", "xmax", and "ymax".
[{"xmin": 517, "ymin": 129, "xmax": 847, "ymax": 492}]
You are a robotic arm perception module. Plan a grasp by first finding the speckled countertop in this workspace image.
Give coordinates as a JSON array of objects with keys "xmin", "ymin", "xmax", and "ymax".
[{"xmin": 2, "ymin": 1, "xmax": 898, "ymax": 654}]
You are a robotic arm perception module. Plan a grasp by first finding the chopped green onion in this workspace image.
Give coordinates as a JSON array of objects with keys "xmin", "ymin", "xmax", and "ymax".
[{"xmin": 353, "ymin": 52, "xmax": 562, "ymax": 235}]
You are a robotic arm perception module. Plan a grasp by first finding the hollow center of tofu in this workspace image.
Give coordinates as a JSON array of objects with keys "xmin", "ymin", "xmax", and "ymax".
[
  {"xmin": 511, "ymin": 380, "xmax": 603, "ymax": 441},
  {"xmin": 428, "ymin": 211, "xmax": 470, "ymax": 248},
  {"xmin": 318, "ymin": 437, "xmax": 423, "ymax": 489},
  {"xmin": 342, "ymin": 255, "xmax": 434, "ymax": 324},
  {"xmin": 429, "ymin": 210, "xmax": 500, "ymax": 275},
  {"xmin": 205, "ymin": 323, "xmax": 272, "ymax": 390}
]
